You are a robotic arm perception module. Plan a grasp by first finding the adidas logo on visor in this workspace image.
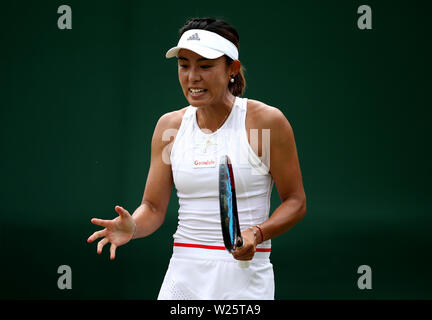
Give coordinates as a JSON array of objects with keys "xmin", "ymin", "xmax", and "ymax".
[{"xmin": 187, "ymin": 33, "xmax": 200, "ymax": 41}]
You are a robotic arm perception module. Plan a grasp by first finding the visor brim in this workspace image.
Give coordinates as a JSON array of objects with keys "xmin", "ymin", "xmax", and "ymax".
[{"xmin": 165, "ymin": 44, "xmax": 225, "ymax": 60}]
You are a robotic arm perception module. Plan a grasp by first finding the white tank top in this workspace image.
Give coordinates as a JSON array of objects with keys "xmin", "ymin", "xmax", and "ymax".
[{"xmin": 170, "ymin": 96, "xmax": 273, "ymax": 249}]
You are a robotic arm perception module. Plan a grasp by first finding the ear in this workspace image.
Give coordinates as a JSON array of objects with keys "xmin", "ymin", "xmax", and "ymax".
[{"xmin": 230, "ymin": 60, "xmax": 241, "ymax": 76}]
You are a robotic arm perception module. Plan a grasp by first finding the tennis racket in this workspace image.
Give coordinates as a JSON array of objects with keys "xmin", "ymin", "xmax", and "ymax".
[{"xmin": 219, "ymin": 155, "xmax": 250, "ymax": 268}]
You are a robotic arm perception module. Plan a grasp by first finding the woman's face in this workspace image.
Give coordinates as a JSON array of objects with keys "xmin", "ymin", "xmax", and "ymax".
[{"xmin": 177, "ymin": 49, "xmax": 233, "ymax": 107}]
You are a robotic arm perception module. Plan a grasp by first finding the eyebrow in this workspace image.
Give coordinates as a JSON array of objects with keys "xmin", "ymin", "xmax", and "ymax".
[{"xmin": 177, "ymin": 56, "xmax": 211, "ymax": 62}]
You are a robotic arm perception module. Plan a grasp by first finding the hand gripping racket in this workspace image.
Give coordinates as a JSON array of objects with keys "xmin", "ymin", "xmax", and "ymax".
[{"xmin": 219, "ymin": 155, "xmax": 250, "ymax": 268}]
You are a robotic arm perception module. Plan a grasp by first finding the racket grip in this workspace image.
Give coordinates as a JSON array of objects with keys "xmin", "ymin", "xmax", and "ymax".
[{"xmin": 238, "ymin": 260, "xmax": 250, "ymax": 268}]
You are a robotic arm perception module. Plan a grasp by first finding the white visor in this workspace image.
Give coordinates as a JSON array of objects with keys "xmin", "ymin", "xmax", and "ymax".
[{"xmin": 165, "ymin": 29, "xmax": 239, "ymax": 61}]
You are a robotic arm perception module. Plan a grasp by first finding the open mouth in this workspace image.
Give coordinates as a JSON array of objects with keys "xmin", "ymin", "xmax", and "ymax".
[{"xmin": 189, "ymin": 88, "xmax": 208, "ymax": 96}]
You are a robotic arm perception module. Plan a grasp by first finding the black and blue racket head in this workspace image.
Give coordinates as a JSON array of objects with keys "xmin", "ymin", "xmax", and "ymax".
[{"xmin": 219, "ymin": 155, "xmax": 243, "ymax": 253}]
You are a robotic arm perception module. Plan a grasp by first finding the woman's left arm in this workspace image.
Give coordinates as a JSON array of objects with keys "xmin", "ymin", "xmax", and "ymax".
[
  {"xmin": 233, "ymin": 107, "xmax": 306, "ymax": 261},
  {"xmin": 258, "ymin": 107, "xmax": 307, "ymax": 241}
]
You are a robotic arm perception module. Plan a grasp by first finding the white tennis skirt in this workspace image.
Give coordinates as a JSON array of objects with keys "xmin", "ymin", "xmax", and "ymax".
[{"xmin": 157, "ymin": 242, "xmax": 275, "ymax": 300}]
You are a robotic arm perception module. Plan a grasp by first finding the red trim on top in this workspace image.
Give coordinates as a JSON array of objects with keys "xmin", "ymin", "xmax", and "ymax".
[
  {"xmin": 174, "ymin": 243, "xmax": 225, "ymax": 250},
  {"xmin": 173, "ymin": 242, "xmax": 271, "ymax": 252}
]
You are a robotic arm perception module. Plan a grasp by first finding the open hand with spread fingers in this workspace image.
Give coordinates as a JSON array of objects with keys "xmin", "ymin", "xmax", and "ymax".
[{"xmin": 87, "ymin": 205, "xmax": 136, "ymax": 260}]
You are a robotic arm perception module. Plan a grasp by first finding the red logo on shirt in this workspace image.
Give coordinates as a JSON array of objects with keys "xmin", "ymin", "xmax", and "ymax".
[{"xmin": 194, "ymin": 159, "xmax": 215, "ymax": 166}]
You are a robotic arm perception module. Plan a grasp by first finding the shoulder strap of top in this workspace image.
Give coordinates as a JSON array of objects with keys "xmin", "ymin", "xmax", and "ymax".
[
  {"xmin": 176, "ymin": 106, "xmax": 196, "ymax": 135},
  {"xmin": 169, "ymin": 106, "xmax": 196, "ymax": 164},
  {"xmin": 238, "ymin": 97, "xmax": 271, "ymax": 175},
  {"xmin": 229, "ymin": 96, "xmax": 246, "ymax": 130}
]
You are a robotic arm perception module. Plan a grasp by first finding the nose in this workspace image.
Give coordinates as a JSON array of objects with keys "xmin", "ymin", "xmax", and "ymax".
[{"xmin": 188, "ymin": 66, "xmax": 202, "ymax": 83}]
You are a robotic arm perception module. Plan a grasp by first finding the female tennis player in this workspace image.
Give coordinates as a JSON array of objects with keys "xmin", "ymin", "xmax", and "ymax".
[{"xmin": 87, "ymin": 17, "xmax": 306, "ymax": 300}]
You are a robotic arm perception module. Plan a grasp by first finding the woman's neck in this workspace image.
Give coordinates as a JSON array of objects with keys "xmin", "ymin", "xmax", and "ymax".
[{"xmin": 196, "ymin": 93, "xmax": 236, "ymax": 132}]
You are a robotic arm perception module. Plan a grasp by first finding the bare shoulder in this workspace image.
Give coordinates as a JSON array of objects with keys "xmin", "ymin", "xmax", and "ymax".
[
  {"xmin": 151, "ymin": 106, "xmax": 189, "ymax": 151},
  {"xmin": 246, "ymin": 99, "xmax": 291, "ymax": 131},
  {"xmin": 155, "ymin": 106, "xmax": 188, "ymax": 132}
]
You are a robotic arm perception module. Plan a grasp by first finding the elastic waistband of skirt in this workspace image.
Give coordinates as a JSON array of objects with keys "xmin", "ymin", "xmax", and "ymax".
[{"xmin": 172, "ymin": 242, "xmax": 271, "ymax": 261}]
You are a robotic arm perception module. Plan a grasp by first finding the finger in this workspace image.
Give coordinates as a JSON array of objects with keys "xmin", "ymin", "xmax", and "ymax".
[
  {"xmin": 232, "ymin": 245, "xmax": 254, "ymax": 260},
  {"xmin": 232, "ymin": 243, "xmax": 247, "ymax": 256},
  {"xmin": 97, "ymin": 238, "xmax": 109, "ymax": 254},
  {"xmin": 91, "ymin": 218, "xmax": 112, "ymax": 228},
  {"xmin": 232, "ymin": 249, "xmax": 244, "ymax": 260},
  {"xmin": 233, "ymin": 252, "xmax": 254, "ymax": 261},
  {"xmin": 115, "ymin": 205, "xmax": 130, "ymax": 218},
  {"xmin": 235, "ymin": 255, "xmax": 253, "ymax": 261},
  {"xmin": 110, "ymin": 243, "xmax": 117, "ymax": 260},
  {"xmin": 87, "ymin": 228, "xmax": 107, "ymax": 243}
]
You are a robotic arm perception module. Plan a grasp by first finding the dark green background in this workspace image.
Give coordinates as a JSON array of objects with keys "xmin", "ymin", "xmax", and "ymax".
[{"xmin": 1, "ymin": 0, "xmax": 431, "ymax": 299}]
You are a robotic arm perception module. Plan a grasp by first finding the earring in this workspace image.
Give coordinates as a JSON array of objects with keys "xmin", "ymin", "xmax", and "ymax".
[{"xmin": 230, "ymin": 75, "xmax": 235, "ymax": 83}]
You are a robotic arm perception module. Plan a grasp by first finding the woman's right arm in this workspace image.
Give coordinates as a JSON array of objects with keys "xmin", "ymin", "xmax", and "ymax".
[
  {"xmin": 87, "ymin": 111, "xmax": 181, "ymax": 259},
  {"xmin": 131, "ymin": 112, "xmax": 179, "ymax": 238}
]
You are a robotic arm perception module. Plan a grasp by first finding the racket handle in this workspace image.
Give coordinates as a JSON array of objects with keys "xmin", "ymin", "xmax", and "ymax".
[{"xmin": 238, "ymin": 260, "xmax": 250, "ymax": 268}]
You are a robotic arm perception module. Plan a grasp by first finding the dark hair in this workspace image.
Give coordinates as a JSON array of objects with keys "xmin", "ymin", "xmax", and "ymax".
[{"xmin": 179, "ymin": 17, "xmax": 246, "ymax": 96}]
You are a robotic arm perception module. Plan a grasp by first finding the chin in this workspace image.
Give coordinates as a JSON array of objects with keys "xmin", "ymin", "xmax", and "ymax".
[{"xmin": 186, "ymin": 96, "xmax": 209, "ymax": 107}]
